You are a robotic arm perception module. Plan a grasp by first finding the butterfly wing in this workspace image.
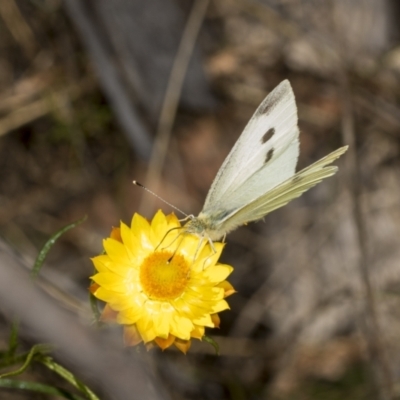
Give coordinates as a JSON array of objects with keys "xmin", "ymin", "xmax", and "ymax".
[
  {"xmin": 187, "ymin": 80, "xmax": 347, "ymax": 241},
  {"xmin": 214, "ymin": 146, "xmax": 348, "ymax": 235},
  {"xmin": 202, "ymin": 80, "xmax": 300, "ymax": 215}
]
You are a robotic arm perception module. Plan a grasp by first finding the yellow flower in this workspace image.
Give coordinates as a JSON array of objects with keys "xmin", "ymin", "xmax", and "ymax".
[{"xmin": 90, "ymin": 210, "xmax": 235, "ymax": 353}]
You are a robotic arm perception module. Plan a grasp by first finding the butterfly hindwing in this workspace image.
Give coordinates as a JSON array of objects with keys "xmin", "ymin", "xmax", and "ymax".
[{"xmin": 215, "ymin": 146, "xmax": 348, "ymax": 234}]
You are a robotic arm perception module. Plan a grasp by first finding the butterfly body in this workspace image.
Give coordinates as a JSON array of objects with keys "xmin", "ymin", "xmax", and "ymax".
[
  {"xmin": 185, "ymin": 210, "xmax": 239, "ymax": 241},
  {"xmin": 183, "ymin": 80, "xmax": 348, "ymax": 242}
]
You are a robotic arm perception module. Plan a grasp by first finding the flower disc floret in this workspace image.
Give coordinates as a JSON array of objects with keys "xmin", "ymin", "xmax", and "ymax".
[{"xmin": 140, "ymin": 252, "xmax": 190, "ymax": 300}]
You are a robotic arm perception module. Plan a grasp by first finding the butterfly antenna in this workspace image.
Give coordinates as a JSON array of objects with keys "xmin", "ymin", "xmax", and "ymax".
[{"xmin": 133, "ymin": 180, "xmax": 189, "ymax": 217}]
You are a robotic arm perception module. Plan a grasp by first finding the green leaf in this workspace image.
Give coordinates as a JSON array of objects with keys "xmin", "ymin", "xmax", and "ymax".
[
  {"xmin": 0, "ymin": 344, "xmax": 52, "ymax": 378},
  {"xmin": 89, "ymin": 289, "xmax": 102, "ymax": 327},
  {"xmin": 0, "ymin": 321, "xmax": 21, "ymax": 368},
  {"xmin": 0, "ymin": 378, "xmax": 86, "ymax": 400},
  {"xmin": 39, "ymin": 356, "xmax": 100, "ymax": 400},
  {"xmin": 31, "ymin": 215, "xmax": 87, "ymax": 279},
  {"xmin": 203, "ymin": 335, "xmax": 220, "ymax": 355},
  {"xmin": 6, "ymin": 321, "xmax": 19, "ymax": 361},
  {"xmin": 0, "ymin": 352, "xmax": 31, "ymax": 369}
]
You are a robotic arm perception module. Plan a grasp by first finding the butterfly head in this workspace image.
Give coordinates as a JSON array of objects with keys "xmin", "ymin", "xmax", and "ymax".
[{"xmin": 183, "ymin": 214, "xmax": 224, "ymax": 242}]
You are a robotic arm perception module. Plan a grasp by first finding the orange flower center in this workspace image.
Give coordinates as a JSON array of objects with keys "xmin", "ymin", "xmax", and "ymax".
[{"xmin": 139, "ymin": 251, "xmax": 190, "ymax": 301}]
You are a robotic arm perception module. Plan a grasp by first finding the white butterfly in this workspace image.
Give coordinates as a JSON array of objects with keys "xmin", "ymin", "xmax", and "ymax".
[{"xmin": 184, "ymin": 80, "xmax": 348, "ymax": 241}]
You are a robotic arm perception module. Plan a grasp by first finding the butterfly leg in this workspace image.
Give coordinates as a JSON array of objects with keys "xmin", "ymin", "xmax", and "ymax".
[
  {"xmin": 179, "ymin": 214, "xmax": 194, "ymax": 223},
  {"xmin": 197, "ymin": 236, "xmax": 219, "ymax": 270},
  {"xmin": 155, "ymin": 226, "xmax": 183, "ymax": 252}
]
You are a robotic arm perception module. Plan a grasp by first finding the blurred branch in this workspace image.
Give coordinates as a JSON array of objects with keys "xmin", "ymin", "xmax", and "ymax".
[
  {"xmin": 0, "ymin": 0, "xmax": 38, "ymax": 58},
  {"xmin": 355, "ymin": 92, "xmax": 400, "ymax": 137},
  {"xmin": 0, "ymin": 98, "xmax": 49, "ymax": 137},
  {"xmin": 0, "ymin": 238, "xmax": 169, "ymax": 400},
  {"xmin": 62, "ymin": 0, "xmax": 152, "ymax": 160},
  {"xmin": 140, "ymin": 0, "xmax": 210, "ymax": 214},
  {"xmin": 0, "ymin": 74, "xmax": 54, "ymax": 114},
  {"xmin": 0, "ymin": 78, "xmax": 94, "ymax": 137},
  {"xmin": 339, "ymin": 71, "xmax": 394, "ymax": 400}
]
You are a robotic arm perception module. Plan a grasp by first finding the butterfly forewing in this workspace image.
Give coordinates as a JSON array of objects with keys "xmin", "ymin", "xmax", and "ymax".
[
  {"xmin": 217, "ymin": 137, "xmax": 299, "ymax": 212},
  {"xmin": 203, "ymin": 80, "xmax": 300, "ymax": 213}
]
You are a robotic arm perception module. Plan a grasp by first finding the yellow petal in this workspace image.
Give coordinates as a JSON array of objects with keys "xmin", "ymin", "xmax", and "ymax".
[
  {"xmin": 190, "ymin": 325, "xmax": 205, "ymax": 339},
  {"xmin": 165, "ymin": 212, "xmax": 180, "ymax": 228},
  {"xmin": 95, "ymin": 287, "xmax": 142, "ymax": 311},
  {"xmin": 110, "ymin": 227, "xmax": 122, "ymax": 242},
  {"xmin": 89, "ymin": 282, "xmax": 99, "ymax": 294},
  {"xmin": 151, "ymin": 210, "xmax": 168, "ymax": 240},
  {"xmin": 170, "ymin": 314, "xmax": 193, "ymax": 340},
  {"xmin": 218, "ymin": 280, "xmax": 236, "ymax": 298},
  {"xmin": 91, "ymin": 255, "xmax": 111, "ymax": 273},
  {"xmin": 211, "ymin": 313, "xmax": 220, "ymax": 328},
  {"xmin": 123, "ymin": 325, "xmax": 142, "ymax": 346},
  {"xmin": 193, "ymin": 313, "xmax": 213, "ymax": 327},
  {"xmin": 203, "ymin": 264, "xmax": 233, "ymax": 282},
  {"xmin": 120, "ymin": 222, "xmax": 149, "ymax": 262},
  {"xmin": 91, "ymin": 262, "xmax": 134, "ymax": 279},
  {"xmin": 141, "ymin": 302, "xmax": 173, "ymax": 338},
  {"xmin": 117, "ymin": 307, "xmax": 142, "ymax": 324},
  {"xmin": 173, "ymin": 295, "xmax": 213, "ymax": 316},
  {"xmin": 100, "ymin": 304, "xmax": 118, "ymax": 323},
  {"xmin": 194, "ymin": 242, "xmax": 225, "ymax": 270},
  {"xmin": 151, "ymin": 211, "xmax": 182, "ymax": 252},
  {"xmin": 212, "ymin": 299, "xmax": 230, "ymax": 313},
  {"xmin": 91, "ymin": 272, "xmax": 133, "ymax": 293},
  {"xmin": 154, "ymin": 334, "xmax": 175, "ymax": 350},
  {"xmin": 131, "ymin": 213, "xmax": 156, "ymax": 249},
  {"xmin": 153, "ymin": 308, "xmax": 172, "ymax": 338},
  {"xmin": 185, "ymin": 285, "xmax": 223, "ymax": 300},
  {"xmin": 176, "ymin": 234, "xmax": 206, "ymax": 261},
  {"xmin": 136, "ymin": 315, "xmax": 156, "ymax": 342},
  {"xmin": 174, "ymin": 338, "xmax": 191, "ymax": 354},
  {"xmin": 103, "ymin": 238, "xmax": 132, "ymax": 265}
]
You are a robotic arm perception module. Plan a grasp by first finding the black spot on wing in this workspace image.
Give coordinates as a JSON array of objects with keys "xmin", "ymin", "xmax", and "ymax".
[
  {"xmin": 258, "ymin": 100, "xmax": 275, "ymax": 116},
  {"xmin": 265, "ymin": 148, "xmax": 274, "ymax": 164},
  {"xmin": 261, "ymin": 128, "xmax": 275, "ymax": 144},
  {"xmin": 256, "ymin": 83, "xmax": 287, "ymax": 116}
]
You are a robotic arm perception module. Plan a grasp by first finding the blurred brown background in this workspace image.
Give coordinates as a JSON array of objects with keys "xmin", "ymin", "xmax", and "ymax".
[{"xmin": 1, "ymin": 0, "xmax": 400, "ymax": 399}]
